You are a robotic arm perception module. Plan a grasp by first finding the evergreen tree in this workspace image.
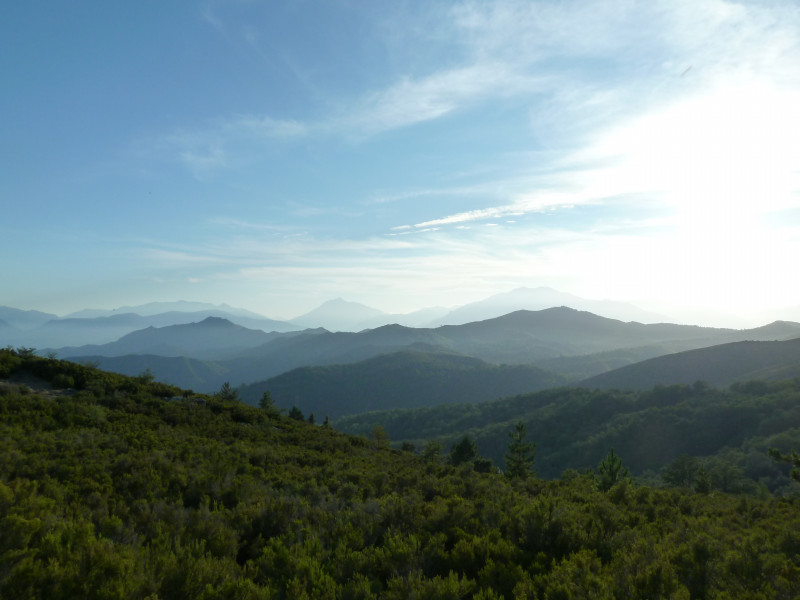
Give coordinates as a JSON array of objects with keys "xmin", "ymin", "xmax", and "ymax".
[
  {"xmin": 259, "ymin": 390, "xmax": 274, "ymax": 410},
  {"xmin": 216, "ymin": 381, "xmax": 239, "ymax": 402},
  {"xmin": 597, "ymin": 447, "xmax": 631, "ymax": 491},
  {"xmin": 504, "ymin": 421, "xmax": 536, "ymax": 479},
  {"xmin": 288, "ymin": 405, "xmax": 304, "ymax": 421},
  {"xmin": 422, "ymin": 440, "xmax": 443, "ymax": 463},
  {"xmin": 449, "ymin": 435, "xmax": 478, "ymax": 466},
  {"xmin": 694, "ymin": 467, "xmax": 712, "ymax": 494}
]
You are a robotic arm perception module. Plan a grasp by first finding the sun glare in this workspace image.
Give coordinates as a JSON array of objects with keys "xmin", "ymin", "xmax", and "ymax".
[
  {"xmin": 616, "ymin": 82, "xmax": 800, "ymax": 230},
  {"xmin": 572, "ymin": 80, "xmax": 800, "ymax": 314}
]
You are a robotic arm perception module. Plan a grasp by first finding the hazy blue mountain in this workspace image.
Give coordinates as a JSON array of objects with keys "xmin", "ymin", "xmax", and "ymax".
[
  {"xmin": 531, "ymin": 319, "xmax": 800, "ymax": 380},
  {"xmin": 737, "ymin": 320, "xmax": 800, "ymax": 341},
  {"xmin": 535, "ymin": 342, "xmax": 714, "ymax": 381},
  {"xmin": 238, "ymin": 350, "xmax": 568, "ymax": 419},
  {"xmin": 0, "ymin": 306, "xmax": 58, "ymax": 330},
  {"xmin": 430, "ymin": 307, "xmax": 731, "ymax": 363},
  {"xmin": 289, "ymin": 298, "xmax": 387, "ymax": 331},
  {"xmin": 220, "ymin": 324, "xmax": 450, "ymax": 384},
  {"xmin": 8, "ymin": 308, "xmax": 298, "ymax": 349},
  {"xmin": 429, "ymin": 286, "xmax": 668, "ymax": 326},
  {"xmin": 55, "ymin": 307, "xmax": 800, "ymax": 392},
  {"xmin": 353, "ymin": 306, "xmax": 451, "ymax": 330},
  {"xmin": 581, "ymin": 337, "xmax": 800, "ymax": 390},
  {"xmin": 215, "ymin": 308, "xmax": 744, "ymax": 387},
  {"xmin": 55, "ymin": 317, "xmax": 283, "ymax": 361},
  {"xmin": 136, "ymin": 310, "xmax": 296, "ymax": 333},
  {"xmin": 64, "ymin": 300, "xmax": 270, "ymax": 319},
  {"xmin": 34, "ymin": 313, "xmax": 148, "ymax": 347}
]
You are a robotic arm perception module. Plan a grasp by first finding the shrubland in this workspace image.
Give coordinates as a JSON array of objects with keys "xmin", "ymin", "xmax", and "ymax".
[{"xmin": 2, "ymin": 347, "xmax": 800, "ymax": 598}]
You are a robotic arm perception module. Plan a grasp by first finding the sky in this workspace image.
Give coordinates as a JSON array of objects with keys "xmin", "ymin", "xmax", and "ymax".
[{"xmin": 2, "ymin": 0, "xmax": 799, "ymax": 326}]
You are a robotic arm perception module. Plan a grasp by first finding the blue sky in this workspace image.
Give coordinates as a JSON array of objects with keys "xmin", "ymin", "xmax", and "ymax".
[{"xmin": 2, "ymin": 0, "xmax": 799, "ymax": 325}]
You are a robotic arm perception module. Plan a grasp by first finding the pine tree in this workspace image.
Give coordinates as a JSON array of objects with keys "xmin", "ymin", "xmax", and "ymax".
[
  {"xmin": 597, "ymin": 447, "xmax": 631, "ymax": 491},
  {"xmin": 449, "ymin": 436, "xmax": 478, "ymax": 466},
  {"xmin": 216, "ymin": 381, "xmax": 239, "ymax": 402},
  {"xmin": 259, "ymin": 390, "xmax": 274, "ymax": 410},
  {"xmin": 504, "ymin": 421, "xmax": 536, "ymax": 479}
]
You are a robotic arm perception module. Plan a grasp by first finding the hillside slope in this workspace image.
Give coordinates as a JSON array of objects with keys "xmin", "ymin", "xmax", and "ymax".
[
  {"xmin": 238, "ymin": 349, "xmax": 569, "ymax": 418},
  {"xmin": 337, "ymin": 379, "xmax": 800, "ymax": 489},
  {"xmin": 581, "ymin": 338, "xmax": 800, "ymax": 390},
  {"xmin": 3, "ymin": 347, "xmax": 800, "ymax": 598}
]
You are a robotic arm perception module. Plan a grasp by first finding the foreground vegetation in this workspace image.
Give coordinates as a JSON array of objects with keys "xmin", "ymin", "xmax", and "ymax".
[{"xmin": 3, "ymin": 348, "xmax": 800, "ymax": 598}]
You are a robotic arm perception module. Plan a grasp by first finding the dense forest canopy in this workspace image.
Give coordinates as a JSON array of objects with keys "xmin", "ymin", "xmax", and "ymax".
[
  {"xmin": 3, "ymin": 348, "xmax": 800, "ymax": 598},
  {"xmin": 336, "ymin": 379, "xmax": 800, "ymax": 493}
]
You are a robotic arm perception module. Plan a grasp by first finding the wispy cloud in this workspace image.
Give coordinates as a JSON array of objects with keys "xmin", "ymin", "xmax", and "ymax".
[
  {"xmin": 342, "ymin": 62, "xmax": 543, "ymax": 138},
  {"xmin": 139, "ymin": 0, "xmax": 800, "ymax": 319},
  {"xmin": 153, "ymin": 114, "xmax": 308, "ymax": 177},
  {"xmin": 148, "ymin": 0, "xmax": 800, "ymax": 182}
]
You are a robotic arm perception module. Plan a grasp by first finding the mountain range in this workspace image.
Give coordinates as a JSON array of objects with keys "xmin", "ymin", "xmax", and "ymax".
[
  {"xmin": 0, "ymin": 302, "xmax": 297, "ymax": 348},
  {"xmin": 0, "ymin": 287, "xmax": 677, "ymax": 348},
  {"xmin": 42, "ymin": 307, "xmax": 800, "ymax": 407},
  {"xmin": 5, "ymin": 290, "xmax": 800, "ymax": 420}
]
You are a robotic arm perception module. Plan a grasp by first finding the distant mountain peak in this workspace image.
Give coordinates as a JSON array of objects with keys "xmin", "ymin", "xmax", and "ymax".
[
  {"xmin": 431, "ymin": 287, "xmax": 667, "ymax": 326},
  {"xmin": 291, "ymin": 298, "xmax": 386, "ymax": 331},
  {"xmin": 198, "ymin": 316, "xmax": 235, "ymax": 326}
]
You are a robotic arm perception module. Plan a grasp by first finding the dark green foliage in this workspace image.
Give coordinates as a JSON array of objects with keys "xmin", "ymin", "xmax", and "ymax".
[
  {"xmin": 449, "ymin": 435, "xmax": 478, "ymax": 466},
  {"xmin": 769, "ymin": 447, "xmax": 800, "ymax": 482},
  {"xmin": 596, "ymin": 447, "xmax": 631, "ymax": 491},
  {"xmin": 421, "ymin": 440, "xmax": 442, "ymax": 463},
  {"xmin": 401, "ymin": 441, "xmax": 416, "ymax": 453},
  {"xmin": 215, "ymin": 381, "xmax": 239, "ymax": 402},
  {"xmin": 337, "ymin": 380, "xmax": 800, "ymax": 492},
  {"xmin": 288, "ymin": 405, "xmax": 304, "ymax": 421},
  {"xmin": 694, "ymin": 467, "xmax": 712, "ymax": 494},
  {"xmin": 3, "ymin": 348, "xmax": 800, "ymax": 598},
  {"xmin": 505, "ymin": 421, "xmax": 536, "ymax": 479},
  {"xmin": 136, "ymin": 368, "xmax": 155, "ymax": 384},
  {"xmin": 258, "ymin": 390, "xmax": 273, "ymax": 410},
  {"xmin": 370, "ymin": 424, "xmax": 389, "ymax": 447},
  {"xmin": 662, "ymin": 454, "xmax": 701, "ymax": 487}
]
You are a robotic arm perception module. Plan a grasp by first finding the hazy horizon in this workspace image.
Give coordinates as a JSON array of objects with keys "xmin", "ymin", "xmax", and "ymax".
[
  {"xmin": 4, "ymin": 286, "xmax": 799, "ymax": 330},
  {"xmin": 3, "ymin": 1, "xmax": 799, "ymax": 326}
]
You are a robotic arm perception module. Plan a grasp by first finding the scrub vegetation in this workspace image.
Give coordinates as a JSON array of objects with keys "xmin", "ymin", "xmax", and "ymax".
[{"xmin": 2, "ymin": 347, "xmax": 800, "ymax": 598}]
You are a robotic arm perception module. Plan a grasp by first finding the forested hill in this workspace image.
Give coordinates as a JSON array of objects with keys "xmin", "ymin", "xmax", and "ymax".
[
  {"xmin": 4, "ymin": 347, "xmax": 800, "ymax": 598},
  {"xmin": 580, "ymin": 337, "xmax": 800, "ymax": 390},
  {"xmin": 337, "ymin": 379, "xmax": 800, "ymax": 492},
  {"xmin": 238, "ymin": 350, "xmax": 568, "ymax": 419}
]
